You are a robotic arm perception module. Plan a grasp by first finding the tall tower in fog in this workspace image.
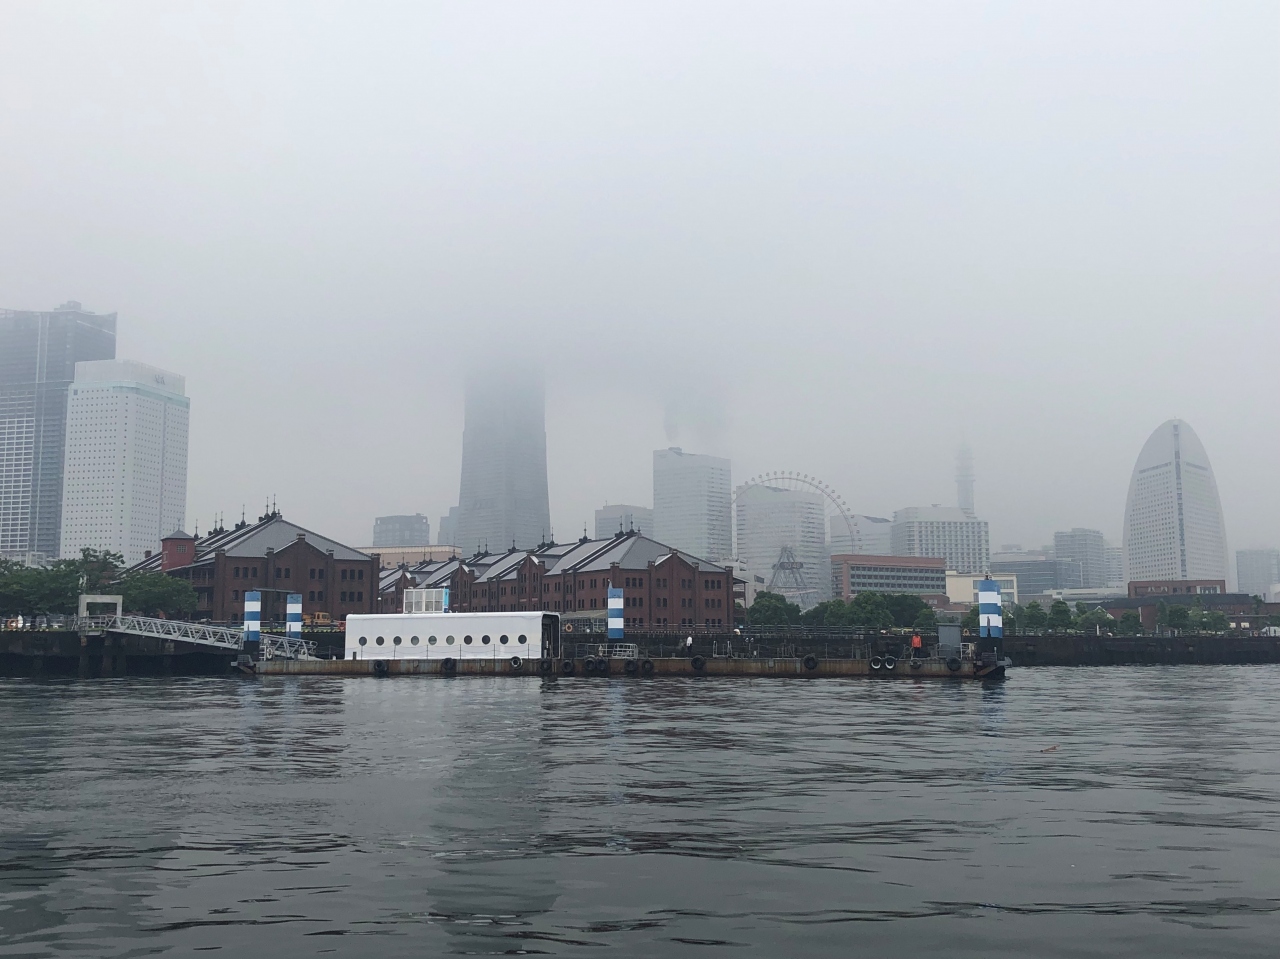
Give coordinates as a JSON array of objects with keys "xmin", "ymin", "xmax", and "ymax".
[
  {"xmin": 956, "ymin": 444, "xmax": 975, "ymax": 517},
  {"xmin": 0, "ymin": 302, "xmax": 116, "ymax": 560},
  {"xmin": 1123, "ymin": 419, "xmax": 1228, "ymax": 584},
  {"xmin": 454, "ymin": 367, "xmax": 551, "ymax": 554}
]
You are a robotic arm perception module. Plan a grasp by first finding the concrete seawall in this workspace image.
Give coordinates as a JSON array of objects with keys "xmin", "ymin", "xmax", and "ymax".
[{"xmin": 257, "ymin": 656, "xmax": 984, "ymax": 678}]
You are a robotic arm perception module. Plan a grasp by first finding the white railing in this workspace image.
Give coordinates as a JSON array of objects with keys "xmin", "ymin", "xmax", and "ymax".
[
  {"xmin": 74, "ymin": 615, "xmax": 315, "ymax": 660},
  {"xmin": 76, "ymin": 615, "xmax": 244, "ymax": 650},
  {"xmin": 575, "ymin": 642, "xmax": 640, "ymax": 660},
  {"xmin": 261, "ymin": 634, "xmax": 318, "ymax": 660}
]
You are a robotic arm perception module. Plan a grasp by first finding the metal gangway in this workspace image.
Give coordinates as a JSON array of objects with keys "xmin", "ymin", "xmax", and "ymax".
[{"xmin": 74, "ymin": 615, "xmax": 316, "ymax": 660}]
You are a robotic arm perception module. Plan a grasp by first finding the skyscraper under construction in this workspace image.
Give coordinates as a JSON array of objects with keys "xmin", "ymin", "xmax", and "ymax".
[{"xmin": 453, "ymin": 366, "xmax": 551, "ymax": 555}]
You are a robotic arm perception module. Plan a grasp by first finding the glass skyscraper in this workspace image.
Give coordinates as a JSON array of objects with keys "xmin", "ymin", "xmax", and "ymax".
[{"xmin": 0, "ymin": 302, "xmax": 116, "ymax": 560}]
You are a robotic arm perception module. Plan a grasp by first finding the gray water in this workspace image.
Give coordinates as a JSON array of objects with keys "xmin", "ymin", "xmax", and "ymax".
[{"xmin": 2, "ymin": 669, "xmax": 1279, "ymax": 957}]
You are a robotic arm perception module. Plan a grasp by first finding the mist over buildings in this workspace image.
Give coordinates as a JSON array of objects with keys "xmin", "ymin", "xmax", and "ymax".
[{"xmin": 1, "ymin": 1, "xmax": 1276, "ymax": 555}]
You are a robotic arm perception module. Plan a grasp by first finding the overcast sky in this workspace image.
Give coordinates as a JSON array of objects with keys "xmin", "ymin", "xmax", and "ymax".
[{"xmin": 2, "ymin": 2, "xmax": 1276, "ymax": 554}]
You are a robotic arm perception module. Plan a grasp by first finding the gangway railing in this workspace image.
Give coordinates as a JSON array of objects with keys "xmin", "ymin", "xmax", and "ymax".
[
  {"xmin": 75, "ymin": 615, "xmax": 244, "ymax": 651},
  {"xmin": 74, "ymin": 615, "xmax": 316, "ymax": 660},
  {"xmin": 572, "ymin": 642, "xmax": 640, "ymax": 660},
  {"xmin": 261, "ymin": 633, "xmax": 317, "ymax": 660}
]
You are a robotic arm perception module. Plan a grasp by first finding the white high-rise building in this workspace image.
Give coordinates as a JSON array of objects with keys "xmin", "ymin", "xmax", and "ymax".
[
  {"xmin": 890, "ymin": 506, "xmax": 989, "ymax": 574},
  {"xmin": 1236, "ymin": 549, "xmax": 1280, "ymax": 599},
  {"xmin": 59, "ymin": 360, "xmax": 189, "ymax": 565},
  {"xmin": 652, "ymin": 448, "xmax": 731, "ymax": 562},
  {"xmin": 736, "ymin": 483, "xmax": 829, "ymax": 606},
  {"xmin": 595, "ymin": 503, "xmax": 654, "ymax": 539},
  {"xmin": 828, "ymin": 513, "xmax": 892, "ymax": 555},
  {"xmin": 1122, "ymin": 419, "xmax": 1228, "ymax": 584}
]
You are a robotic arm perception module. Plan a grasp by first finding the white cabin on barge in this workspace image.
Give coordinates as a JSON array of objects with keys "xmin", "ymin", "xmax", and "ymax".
[{"xmin": 344, "ymin": 611, "xmax": 560, "ymax": 661}]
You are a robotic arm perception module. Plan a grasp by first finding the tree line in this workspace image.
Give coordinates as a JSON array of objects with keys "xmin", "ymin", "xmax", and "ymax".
[
  {"xmin": 0, "ymin": 550, "xmax": 197, "ymax": 620},
  {"xmin": 746, "ymin": 591, "xmax": 937, "ymax": 630},
  {"xmin": 747, "ymin": 592, "xmax": 1259, "ymax": 637}
]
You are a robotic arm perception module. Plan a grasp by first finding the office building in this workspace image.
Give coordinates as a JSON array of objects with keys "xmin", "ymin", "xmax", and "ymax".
[
  {"xmin": 736, "ymin": 483, "xmax": 829, "ymax": 605},
  {"xmin": 1054, "ymin": 528, "xmax": 1107, "ymax": 589},
  {"xmin": 890, "ymin": 506, "xmax": 989, "ymax": 574},
  {"xmin": 372, "ymin": 514, "xmax": 431, "ymax": 548},
  {"xmin": 1104, "ymin": 544, "xmax": 1125, "ymax": 588},
  {"xmin": 437, "ymin": 505, "xmax": 459, "ymax": 547},
  {"xmin": 1237, "ymin": 549, "xmax": 1280, "ymax": 599},
  {"xmin": 595, "ymin": 503, "xmax": 654, "ymax": 539},
  {"xmin": 828, "ymin": 513, "xmax": 892, "ymax": 555},
  {"xmin": 653, "ymin": 448, "xmax": 731, "ymax": 563},
  {"xmin": 59, "ymin": 360, "xmax": 189, "ymax": 565},
  {"xmin": 454, "ymin": 367, "xmax": 551, "ymax": 554},
  {"xmin": 1123, "ymin": 419, "xmax": 1228, "ymax": 584},
  {"xmin": 0, "ymin": 301, "xmax": 116, "ymax": 560},
  {"xmin": 946, "ymin": 572, "xmax": 1018, "ymax": 606},
  {"xmin": 831, "ymin": 554, "xmax": 947, "ymax": 601},
  {"xmin": 956, "ymin": 444, "xmax": 975, "ymax": 517}
]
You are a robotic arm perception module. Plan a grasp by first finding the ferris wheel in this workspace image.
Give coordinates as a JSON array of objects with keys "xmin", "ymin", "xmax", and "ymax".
[{"xmin": 732, "ymin": 471, "xmax": 857, "ymax": 549}]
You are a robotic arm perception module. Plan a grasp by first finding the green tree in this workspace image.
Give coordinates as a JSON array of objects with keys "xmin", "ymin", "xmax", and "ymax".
[
  {"xmin": 883, "ymin": 593, "xmax": 928, "ymax": 628},
  {"xmin": 1159, "ymin": 603, "xmax": 1191, "ymax": 631},
  {"xmin": 747, "ymin": 591, "xmax": 801, "ymax": 626},
  {"xmin": 1047, "ymin": 599, "xmax": 1075, "ymax": 632},
  {"xmin": 800, "ymin": 599, "xmax": 848, "ymax": 627},
  {"xmin": 1076, "ymin": 607, "xmax": 1114, "ymax": 634},
  {"xmin": 848, "ymin": 592, "xmax": 894, "ymax": 629},
  {"xmin": 119, "ymin": 571, "xmax": 197, "ymax": 618},
  {"xmin": 1117, "ymin": 610, "xmax": 1143, "ymax": 635},
  {"xmin": 1193, "ymin": 609, "xmax": 1228, "ymax": 633},
  {"xmin": 1022, "ymin": 601, "xmax": 1048, "ymax": 632},
  {"xmin": 912, "ymin": 606, "xmax": 937, "ymax": 630},
  {"xmin": 961, "ymin": 605, "xmax": 979, "ymax": 630}
]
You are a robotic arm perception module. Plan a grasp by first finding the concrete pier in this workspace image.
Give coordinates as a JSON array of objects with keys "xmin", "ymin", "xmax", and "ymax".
[{"xmin": 256, "ymin": 656, "xmax": 987, "ymax": 679}]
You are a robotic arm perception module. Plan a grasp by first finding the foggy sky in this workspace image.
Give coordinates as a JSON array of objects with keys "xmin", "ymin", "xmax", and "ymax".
[{"xmin": 2, "ymin": 2, "xmax": 1276, "ymax": 554}]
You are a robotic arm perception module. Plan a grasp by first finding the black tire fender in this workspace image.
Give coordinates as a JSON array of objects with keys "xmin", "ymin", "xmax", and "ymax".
[
  {"xmin": 509, "ymin": 656, "xmax": 522, "ymax": 670},
  {"xmin": 641, "ymin": 659, "xmax": 655, "ymax": 675},
  {"xmin": 539, "ymin": 658, "xmax": 553, "ymax": 674},
  {"xmin": 802, "ymin": 653, "xmax": 819, "ymax": 671},
  {"xmin": 947, "ymin": 657, "xmax": 962, "ymax": 672},
  {"xmin": 440, "ymin": 657, "xmax": 456, "ymax": 673},
  {"xmin": 870, "ymin": 656, "xmax": 883, "ymax": 670},
  {"xmin": 910, "ymin": 660, "xmax": 923, "ymax": 670},
  {"xmin": 373, "ymin": 660, "xmax": 389, "ymax": 675},
  {"xmin": 691, "ymin": 655, "xmax": 706, "ymax": 671},
  {"xmin": 624, "ymin": 659, "xmax": 638, "ymax": 675},
  {"xmin": 883, "ymin": 656, "xmax": 897, "ymax": 670},
  {"xmin": 561, "ymin": 659, "xmax": 576, "ymax": 676}
]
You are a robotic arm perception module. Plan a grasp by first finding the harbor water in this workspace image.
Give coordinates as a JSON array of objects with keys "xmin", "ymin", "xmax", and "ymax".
[{"xmin": 2, "ymin": 668, "xmax": 1279, "ymax": 957}]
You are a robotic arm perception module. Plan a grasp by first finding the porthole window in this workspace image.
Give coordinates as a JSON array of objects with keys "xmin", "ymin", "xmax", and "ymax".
[
  {"xmin": 518, "ymin": 634, "xmax": 528, "ymax": 644},
  {"xmin": 481, "ymin": 635, "xmax": 491, "ymax": 645},
  {"xmin": 463, "ymin": 635, "xmax": 473, "ymax": 645},
  {"xmin": 410, "ymin": 636, "xmax": 420, "ymax": 646},
  {"xmin": 359, "ymin": 636, "xmax": 368, "ymax": 646},
  {"xmin": 500, "ymin": 634, "xmax": 509, "ymax": 645},
  {"xmin": 428, "ymin": 636, "xmax": 438, "ymax": 645},
  {"xmin": 446, "ymin": 635, "xmax": 455, "ymax": 645},
  {"xmin": 376, "ymin": 636, "xmax": 385, "ymax": 646},
  {"xmin": 393, "ymin": 636, "xmax": 402, "ymax": 646}
]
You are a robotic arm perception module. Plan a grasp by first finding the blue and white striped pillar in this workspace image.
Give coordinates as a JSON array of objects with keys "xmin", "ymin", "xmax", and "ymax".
[
  {"xmin": 243, "ymin": 591, "xmax": 261, "ymax": 643},
  {"xmin": 286, "ymin": 594, "xmax": 303, "ymax": 638},
  {"xmin": 607, "ymin": 587, "xmax": 624, "ymax": 640},
  {"xmin": 978, "ymin": 578, "xmax": 1003, "ymax": 638}
]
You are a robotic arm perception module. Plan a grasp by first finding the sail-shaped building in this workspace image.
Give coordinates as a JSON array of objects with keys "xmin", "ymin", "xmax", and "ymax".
[{"xmin": 1122, "ymin": 419, "xmax": 1228, "ymax": 584}]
